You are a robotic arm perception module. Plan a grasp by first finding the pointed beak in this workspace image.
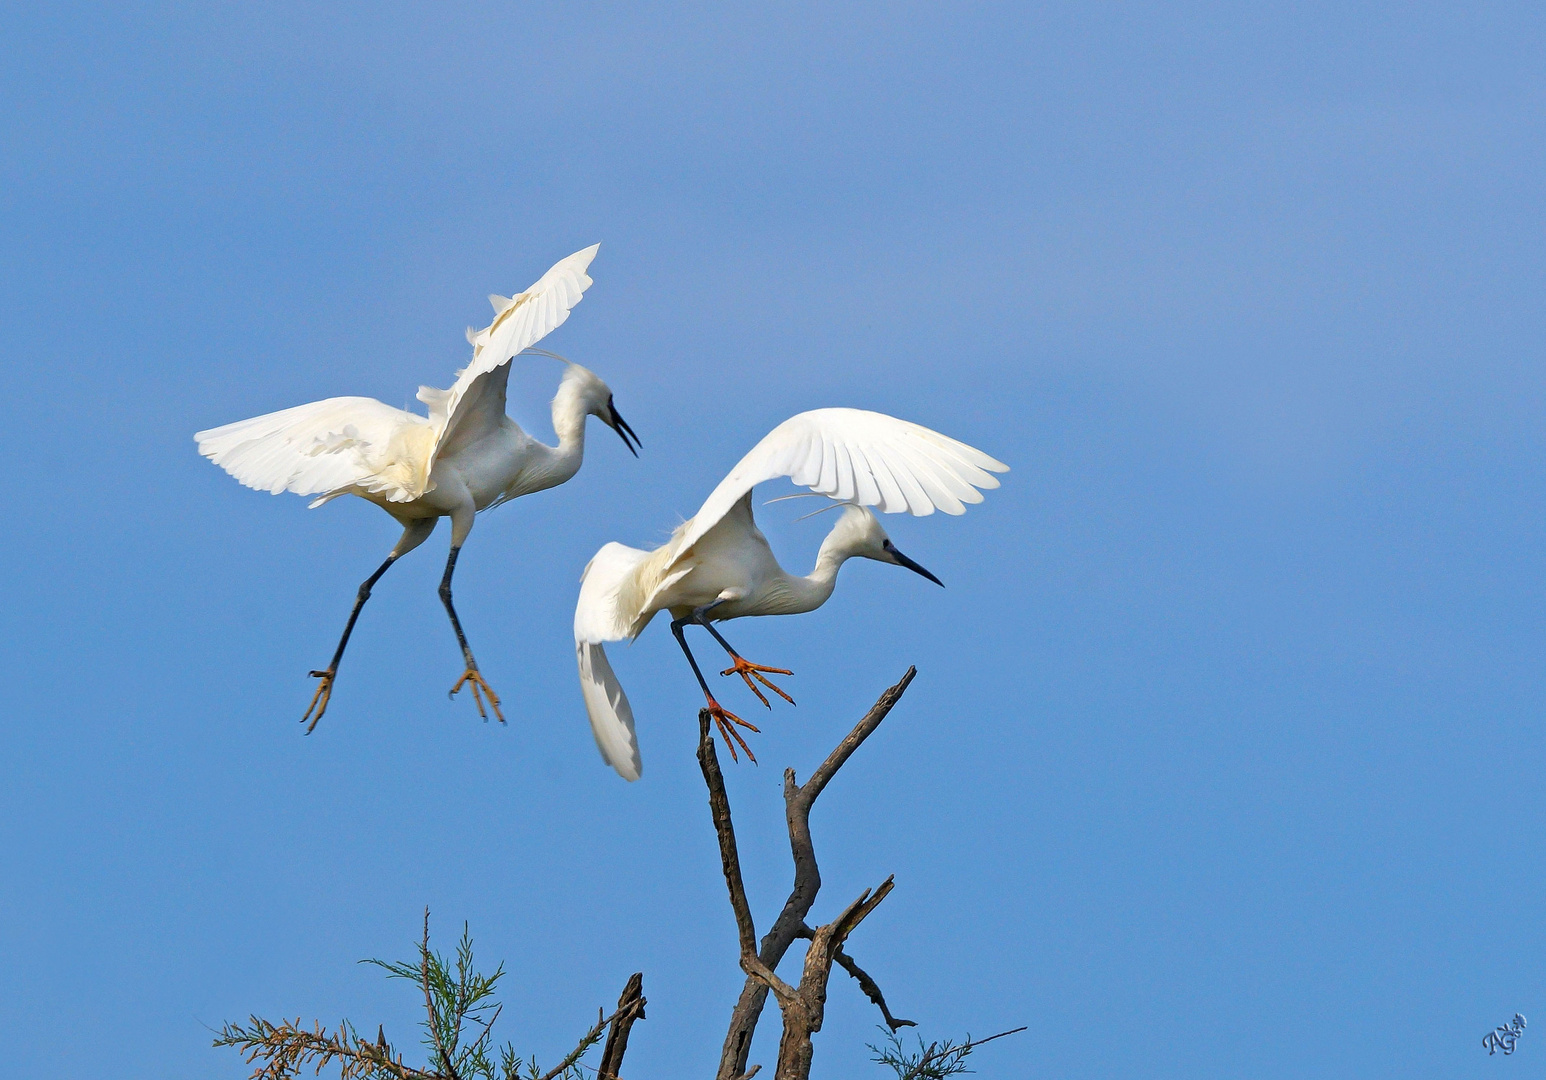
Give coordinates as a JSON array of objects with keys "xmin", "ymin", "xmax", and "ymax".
[
  {"xmin": 883, "ymin": 539, "xmax": 943, "ymax": 587},
  {"xmin": 608, "ymin": 396, "xmax": 641, "ymax": 457}
]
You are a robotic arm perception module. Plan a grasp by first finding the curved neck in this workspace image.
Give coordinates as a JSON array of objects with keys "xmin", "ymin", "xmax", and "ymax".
[
  {"xmin": 541, "ymin": 388, "xmax": 590, "ymax": 486},
  {"xmin": 778, "ymin": 527, "xmax": 854, "ymax": 615}
]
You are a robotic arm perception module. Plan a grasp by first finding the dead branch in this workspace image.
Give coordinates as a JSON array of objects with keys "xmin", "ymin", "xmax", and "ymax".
[
  {"xmin": 765, "ymin": 877, "xmax": 897, "ymax": 1076},
  {"xmin": 702, "ymin": 667, "xmax": 918, "ymax": 1080},
  {"xmin": 833, "ymin": 947, "xmax": 916, "ymax": 1032},
  {"xmin": 595, "ymin": 972, "xmax": 647, "ymax": 1080},
  {"xmin": 696, "ymin": 706, "xmax": 800, "ymax": 1005},
  {"xmin": 532, "ymin": 989, "xmax": 644, "ymax": 1080},
  {"xmin": 793, "ymin": 923, "xmax": 915, "ymax": 1030}
]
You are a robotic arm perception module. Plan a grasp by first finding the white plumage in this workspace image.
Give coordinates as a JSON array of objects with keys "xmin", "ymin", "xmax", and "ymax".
[
  {"xmin": 574, "ymin": 407, "xmax": 1007, "ymax": 779},
  {"xmin": 197, "ymin": 246, "xmax": 600, "ymax": 509},
  {"xmin": 197, "ymin": 245, "xmax": 642, "ymax": 730}
]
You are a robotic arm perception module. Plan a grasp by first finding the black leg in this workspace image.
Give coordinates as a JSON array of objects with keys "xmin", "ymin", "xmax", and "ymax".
[
  {"xmin": 671, "ymin": 616, "xmax": 759, "ymax": 762},
  {"xmin": 670, "ymin": 616, "xmax": 720, "ymax": 702},
  {"xmin": 302, "ymin": 553, "xmax": 398, "ymax": 732},
  {"xmin": 439, "ymin": 545, "xmax": 504, "ymax": 722},
  {"xmin": 438, "ymin": 545, "xmax": 473, "ymax": 664}
]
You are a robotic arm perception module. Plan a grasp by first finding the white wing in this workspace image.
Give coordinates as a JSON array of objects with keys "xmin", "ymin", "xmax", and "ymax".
[
  {"xmin": 195, "ymin": 397, "xmax": 436, "ymax": 507},
  {"xmin": 672, "ymin": 408, "xmax": 1009, "ymax": 558},
  {"xmin": 575, "ymin": 541, "xmax": 653, "ymax": 781},
  {"xmin": 575, "ymin": 541, "xmax": 653, "ymax": 644},
  {"xmin": 417, "ymin": 244, "xmax": 600, "ymax": 466},
  {"xmin": 577, "ymin": 642, "xmax": 641, "ymax": 781}
]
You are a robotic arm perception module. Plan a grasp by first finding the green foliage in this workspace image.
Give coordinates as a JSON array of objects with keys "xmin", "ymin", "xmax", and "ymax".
[
  {"xmin": 868, "ymin": 1027, "xmax": 978, "ymax": 1080},
  {"xmin": 215, "ymin": 915, "xmax": 605, "ymax": 1080},
  {"xmin": 868, "ymin": 1025, "xmax": 1028, "ymax": 1080}
]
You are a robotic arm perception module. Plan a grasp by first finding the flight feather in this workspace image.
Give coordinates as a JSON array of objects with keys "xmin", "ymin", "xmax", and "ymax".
[{"xmin": 672, "ymin": 408, "xmax": 1008, "ymax": 560}]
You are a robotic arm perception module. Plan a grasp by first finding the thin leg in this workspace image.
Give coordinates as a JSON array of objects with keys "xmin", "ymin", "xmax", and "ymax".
[
  {"xmin": 696, "ymin": 618, "xmax": 795, "ymax": 709},
  {"xmin": 440, "ymin": 544, "xmax": 504, "ymax": 722},
  {"xmin": 301, "ymin": 554, "xmax": 396, "ymax": 731},
  {"xmin": 671, "ymin": 616, "xmax": 760, "ymax": 763},
  {"xmin": 303, "ymin": 518, "xmax": 437, "ymax": 732}
]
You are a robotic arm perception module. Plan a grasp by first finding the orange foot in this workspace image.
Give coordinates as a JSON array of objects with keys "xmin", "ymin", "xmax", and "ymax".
[
  {"xmin": 302, "ymin": 668, "xmax": 336, "ymax": 733},
  {"xmin": 450, "ymin": 667, "xmax": 505, "ymax": 722},
  {"xmin": 707, "ymin": 697, "xmax": 761, "ymax": 764},
  {"xmin": 720, "ymin": 656, "xmax": 795, "ymax": 708}
]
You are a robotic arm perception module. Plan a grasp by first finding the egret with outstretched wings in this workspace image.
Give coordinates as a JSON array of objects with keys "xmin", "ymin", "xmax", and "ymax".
[
  {"xmin": 198, "ymin": 245, "xmax": 640, "ymax": 729},
  {"xmin": 574, "ymin": 408, "xmax": 1005, "ymax": 780}
]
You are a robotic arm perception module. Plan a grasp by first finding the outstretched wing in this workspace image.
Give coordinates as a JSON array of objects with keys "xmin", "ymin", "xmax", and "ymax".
[
  {"xmin": 671, "ymin": 408, "xmax": 1009, "ymax": 558},
  {"xmin": 195, "ymin": 396, "xmax": 435, "ymax": 507},
  {"xmin": 416, "ymin": 244, "xmax": 600, "ymax": 465}
]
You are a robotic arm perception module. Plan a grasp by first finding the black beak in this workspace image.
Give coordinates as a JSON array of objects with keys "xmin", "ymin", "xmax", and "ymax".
[
  {"xmin": 608, "ymin": 396, "xmax": 640, "ymax": 457},
  {"xmin": 883, "ymin": 539, "xmax": 943, "ymax": 587}
]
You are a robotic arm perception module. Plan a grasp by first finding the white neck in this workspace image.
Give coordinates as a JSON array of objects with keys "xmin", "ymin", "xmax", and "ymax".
[
  {"xmin": 774, "ymin": 523, "xmax": 856, "ymax": 615},
  {"xmin": 550, "ymin": 386, "xmax": 591, "ymax": 477},
  {"xmin": 516, "ymin": 385, "xmax": 589, "ymax": 495}
]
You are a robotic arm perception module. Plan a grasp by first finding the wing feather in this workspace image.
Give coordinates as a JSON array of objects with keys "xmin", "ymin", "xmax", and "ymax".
[
  {"xmin": 888, "ymin": 438, "xmax": 969, "ymax": 514},
  {"xmin": 813, "ymin": 435, "xmax": 835, "ymax": 496},
  {"xmin": 198, "ymin": 247, "xmax": 599, "ymax": 508},
  {"xmin": 671, "ymin": 408, "xmax": 1008, "ymax": 558},
  {"xmin": 793, "ymin": 432, "xmax": 825, "ymax": 487},
  {"xmin": 574, "ymin": 540, "xmax": 661, "ymax": 781},
  {"xmin": 195, "ymin": 396, "xmax": 431, "ymax": 506},
  {"xmin": 577, "ymin": 642, "xmax": 642, "ymax": 781},
  {"xmin": 845, "ymin": 441, "xmax": 882, "ymax": 506},
  {"xmin": 575, "ymin": 541, "xmax": 653, "ymax": 644},
  {"xmin": 423, "ymin": 244, "xmax": 600, "ymax": 467},
  {"xmin": 829, "ymin": 439, "xmax": 853, "ymax": 503},
  {"xmin": 877, "ymin": 437, "xmax": 935, "ymax": 515}
]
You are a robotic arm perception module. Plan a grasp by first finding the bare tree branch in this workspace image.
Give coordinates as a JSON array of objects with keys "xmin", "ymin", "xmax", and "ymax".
[
  {"xmin": 696, "ymin": 709, "xmax": 760, "ymax": 959},
  {"xmin": 595, "ymin": 972, "xmax": 646, "ymax": 1080},
  {"xmin": 533, "ymin": 991, "xmax": 645, "ymax": 1080},
  {"xmin": 705, "ymin": 668, "xmax": 919, "ymax": 1080},
  {"xmin": 798, "ymin": 668, "xmax": 918, "ymax": 808},
  {"xmin": 697, "ymin": 707, "xmax": 802, "ymax": 1006},
  {"xmin": 834, "ymin": 947, "xmax": 915, "ymax": 1032},
  {"xmin": 764, "ymin": 878, "xmax": 897, "ymax": 1077},
  {"xmin": 788, "ymin": 927, "xmax": 916, "ymax": 1033}
]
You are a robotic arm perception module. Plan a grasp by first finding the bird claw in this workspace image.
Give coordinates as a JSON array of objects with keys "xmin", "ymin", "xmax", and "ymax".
[
  {"xmin": 450, "ymin": 667, "xmax": 505, "ymax": 723},
  {"xmin": 719, "ymin": 656, "xmax": 795, "ymax": 708},
  {"xmin": 302, "ymin": 669, "xmax": 336, "ymax": 733},
  {"xmin": 706, "ymin": 699, "xmax": 760, "ymax": 764}
]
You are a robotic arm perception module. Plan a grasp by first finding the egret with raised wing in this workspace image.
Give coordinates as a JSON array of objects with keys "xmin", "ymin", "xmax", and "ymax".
[
  {"xmin": 574, "ymin": 408, "xmax": 1006, "ymax": 780},
  {"xmin": 197, "ymin": 245, "xmax": 640, "ymax": 730}
]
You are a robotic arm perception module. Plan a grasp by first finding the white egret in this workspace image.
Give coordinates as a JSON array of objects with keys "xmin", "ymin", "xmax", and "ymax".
[
  {"xmin": 197, "ymin": 245, "xmax": 640, "ymax": 730},
  {"xmin": 573, "ymin": 408, "xmax": 1007, "ymax": 780}
]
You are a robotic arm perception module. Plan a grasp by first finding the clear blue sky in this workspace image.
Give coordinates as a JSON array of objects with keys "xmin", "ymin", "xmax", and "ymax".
[{"xmin": 3, "ymin": 3, "xmax": 1543, "ymax": 1077}]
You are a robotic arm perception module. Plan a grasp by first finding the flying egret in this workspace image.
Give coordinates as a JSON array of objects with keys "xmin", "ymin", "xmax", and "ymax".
[
  {"xmin": 197, "ymin": 244, "xmax": 640, "ymax": 730},
  {"xmin": 573, "ymin": 408, "xmax": 1007, "ymax": 780}
]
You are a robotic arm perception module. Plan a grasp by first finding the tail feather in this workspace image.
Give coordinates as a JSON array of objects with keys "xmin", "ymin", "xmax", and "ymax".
[{"xmin": 577, "ymin": 642, "xmax": 641, "ymax": 781}]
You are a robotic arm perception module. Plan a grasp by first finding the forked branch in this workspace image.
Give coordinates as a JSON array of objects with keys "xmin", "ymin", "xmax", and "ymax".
[{"xmin": 701, "ymin": 668, "xmax": 919, "ymax": 1080}]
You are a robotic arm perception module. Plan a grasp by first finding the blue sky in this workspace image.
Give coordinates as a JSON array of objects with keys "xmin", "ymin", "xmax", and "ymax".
[{"xmin": 2, "ymin": 3, "xmax": 1544, "ymax": 1077}]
